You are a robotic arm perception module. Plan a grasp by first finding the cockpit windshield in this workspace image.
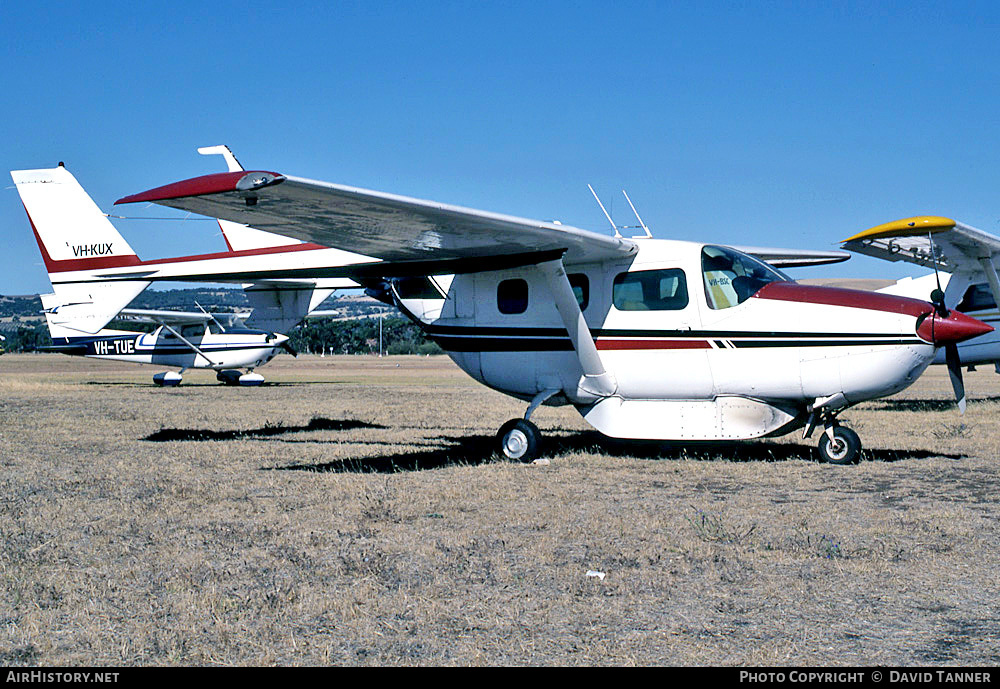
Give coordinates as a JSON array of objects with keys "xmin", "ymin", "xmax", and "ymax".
[{"xmin": 702, "ymin": 245, "xmax": 791, "ymax": 310}]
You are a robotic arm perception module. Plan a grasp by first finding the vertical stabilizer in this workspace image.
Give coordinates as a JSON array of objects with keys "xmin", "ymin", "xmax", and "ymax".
[
  {"xmin": 11, "ymin": 165, "xmax": 142, "ymax": 275},
  {"xmin": 218, "ymin": 219, "xmax": 304, "ymax": 251}
]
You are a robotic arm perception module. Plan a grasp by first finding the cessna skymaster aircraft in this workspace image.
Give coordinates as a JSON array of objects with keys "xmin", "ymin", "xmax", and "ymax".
[
  {"xmin": 842, "ymin": 216, "xmax": 1000, "ymax": 379},
  {"xmin": 11, "ymin": 164, "xmax": 361, "ymax": 385},
  {"xmin": 100, "ymin": 162, "xmax": 994, "ymax": 463}
]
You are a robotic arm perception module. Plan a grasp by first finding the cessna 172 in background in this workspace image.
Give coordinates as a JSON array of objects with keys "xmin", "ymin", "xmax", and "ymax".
[
  {"xmin": 39, "ymin": 304, "xmax": 292, "ymax": 386},
  {"xmin": 11, "ymin": 163, "xmax": 359, "ymax": 385},
  {"xmin": 842, "ymin": 216, "xmax": 1000, "ymax": 382},
  {"xmin": 105, "ymin": 154, "xmax": 993, "ymax": 465}
]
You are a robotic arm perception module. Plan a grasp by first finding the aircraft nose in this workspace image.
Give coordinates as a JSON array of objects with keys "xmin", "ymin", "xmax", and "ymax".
[{"xmin": 917, "ymin": 308, "xmax": 994, "ymax": 345}]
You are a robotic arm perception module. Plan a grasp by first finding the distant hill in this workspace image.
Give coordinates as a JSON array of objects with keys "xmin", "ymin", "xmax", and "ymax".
[{"xmin": 0, "ymin": 288, "xmax": 394, "ymax": 352}]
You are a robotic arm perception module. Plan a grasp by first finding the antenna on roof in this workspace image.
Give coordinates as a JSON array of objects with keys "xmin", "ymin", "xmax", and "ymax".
[
  {"xmin": 588, "ymin": 184, "xmax": 621, "ymax": 238},
  {"xmin": 622, "ymin": 190, "xmax": 652, "ymax": 238}
]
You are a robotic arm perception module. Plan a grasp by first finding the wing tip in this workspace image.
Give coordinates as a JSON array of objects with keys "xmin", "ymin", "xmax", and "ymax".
[
  {"xmin": 842, "ymin": 216, "xmax": 956, "ymax": 243},
  {"xmin": 115, "ymin": 171, "xmax": 285, "ymax": 206}
]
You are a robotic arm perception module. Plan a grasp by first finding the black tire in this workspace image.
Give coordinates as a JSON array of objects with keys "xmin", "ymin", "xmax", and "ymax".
[
  {"xmin": 817, "ymin": 426, "xmax": 862, "ymax": 465},
  {"xmin": 496, "ymin": 418, "xmax": 540, "ymax": 462}
]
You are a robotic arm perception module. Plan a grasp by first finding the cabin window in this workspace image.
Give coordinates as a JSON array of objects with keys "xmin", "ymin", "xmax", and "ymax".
[
  {"xmin": 957, "ymin": 283, "xmax": 997, "ymax": 313},
  {"xmin": 702, "ymin": 245, "xmax": 790, "ymax": 310},
  {"xmin": 394, "ymin": 276, "xmax": 443, "ymax": 300},
  {"xmin": 569, "ymin": 273, "xmax": 589, "ymax": 310},
  {"xmin": 612, "ymin": 269, "xmax": 688, "ymax": 311},
  {"xmin": 180, "ymin": 324, "xmax": 206, "ymax": 338},
  {"xmin": 497, "ymin": 278, "xmax": 529, "ymax": 314}
]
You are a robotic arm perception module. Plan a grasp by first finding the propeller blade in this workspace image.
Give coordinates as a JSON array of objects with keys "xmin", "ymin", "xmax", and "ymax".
[
  {"xmin": 945, "ymin": 342, "xmax": 966, "ymax": 413},
  {"xmin": 280, "ymin": 340, "xmax": 299, "ymax": 358}
]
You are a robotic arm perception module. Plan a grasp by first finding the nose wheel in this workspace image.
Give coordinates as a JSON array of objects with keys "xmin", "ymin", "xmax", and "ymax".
[{"xmin": 816, "ymin": 425, "xmax": 862, "ymax": 465}]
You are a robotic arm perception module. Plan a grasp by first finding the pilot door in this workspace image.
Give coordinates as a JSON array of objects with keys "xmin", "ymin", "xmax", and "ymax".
[{"xmin": 597, "ymin": 263, "xmax": 715, "ymax": 400}]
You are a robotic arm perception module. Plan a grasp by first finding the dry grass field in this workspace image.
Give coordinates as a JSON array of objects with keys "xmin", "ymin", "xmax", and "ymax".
[{"xmin": 1, "ymin": 352, "xmax": 999, "ymax": 666}]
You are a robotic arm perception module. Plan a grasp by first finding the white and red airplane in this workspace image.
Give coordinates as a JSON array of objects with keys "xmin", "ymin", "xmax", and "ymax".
[
  {"xmin": 842, "ymin": 216, "xmax": 1000, "ymax": 380},
  {"xmin": 11, "ymin": 163, "xmax": 361, "ymax": 385},
  {"xmin": 76, "ymin": 157, "xmax": 993, "ymax": 463}
]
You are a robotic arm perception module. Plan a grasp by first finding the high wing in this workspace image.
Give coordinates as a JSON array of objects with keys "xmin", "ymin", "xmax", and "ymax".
[
  {"xmin": 118, "ymin": 308, "xmax": 250, "ymax": 327},
  {"xmin": 116, "ymin": 171, "xmax": 639, "ymax": 272},
  {"xmin": 842, "ymin": 216, "xmax": 1000, "ymax": 271},
  {"xmin": 841, "ymin": 215, "xmax": 1000, "ymax": 309}
]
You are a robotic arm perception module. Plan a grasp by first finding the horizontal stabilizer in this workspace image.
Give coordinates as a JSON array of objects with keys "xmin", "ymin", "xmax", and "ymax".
[
  {"xmin": 41, "ymin": 280, "xmax": 150, "ymax": 337},
  {"xmin": 244, "ymin": 284, "xmax": 337, "ymax": 333}
]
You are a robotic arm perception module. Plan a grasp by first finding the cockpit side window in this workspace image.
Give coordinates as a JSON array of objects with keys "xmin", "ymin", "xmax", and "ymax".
[
  {"xmin": 702, "ymin": 246, "xmax": 790, "ymax": 310},
  {"xmin": 180, "ymin": 324, "xmax": 207, "ymax": 338},
  {"xmin": 613, "ymin": 269, "xmax": 688, "ymax": 311},
  {"xmin": 957, "ymin": 283, "xmax": 997, "ymax": 313}
]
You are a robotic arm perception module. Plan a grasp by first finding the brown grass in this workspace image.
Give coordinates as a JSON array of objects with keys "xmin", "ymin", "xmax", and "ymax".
[{"xmin": 1, "ymin": 353, "xmax": 999, "ymax": 666}]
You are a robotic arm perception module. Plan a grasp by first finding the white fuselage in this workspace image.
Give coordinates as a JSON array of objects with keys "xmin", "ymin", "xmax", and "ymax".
[
  {"xmin": 52, "ymin": 325, "xmax": 286, "ymax": 371},
  {"xmin": 398, "ymin": 239, "xmax": 939, "ymax": 441}
]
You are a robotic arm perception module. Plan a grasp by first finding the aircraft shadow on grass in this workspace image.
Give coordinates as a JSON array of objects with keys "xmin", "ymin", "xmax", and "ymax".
[
  {"xmin": 144, "ymin": 417, "xmax": 386, "ymax": 442},
  {"xmin": 142, "ymin": 416, "xmax": 963, "ymax": 473}
]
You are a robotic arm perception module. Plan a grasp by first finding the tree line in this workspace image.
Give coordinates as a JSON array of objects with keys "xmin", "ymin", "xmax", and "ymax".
[{"xmin": 0, "ymin": 316, "xmax": 443, "ymax": 356}]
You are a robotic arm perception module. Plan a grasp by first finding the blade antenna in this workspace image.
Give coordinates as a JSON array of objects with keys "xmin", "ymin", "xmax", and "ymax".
[
  {"xmin": 622, "ymin": 189, "xmax": 652, "ymax": 238},
  {"xmin": 588, "ymin": 184, "xmax": 621, "ymax": 238}
]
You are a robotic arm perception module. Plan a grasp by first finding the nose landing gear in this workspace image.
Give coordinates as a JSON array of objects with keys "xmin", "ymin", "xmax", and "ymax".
[
  {"xmin": 817, "ymin": 425, "xmax": 862, "ymax": 465},
  {"xmin": 804, "ymin": 402, "xmax": 862, "ymax": 465}
]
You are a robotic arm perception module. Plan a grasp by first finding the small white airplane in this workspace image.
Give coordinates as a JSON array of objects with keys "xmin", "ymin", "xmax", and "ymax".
[
  {"xmin": 10, "ymin": 162, "xmax": 359, "ymax": 385},
  {"xmin": 98, "ymin": 158, "xmax": 994, "ymax": 463},
  {"xmin": 39, "ymin": 305, "xmax": 292, "ymax": 386},
  {"xmin": 842, "ymin": 216, "xmax": 1000, "ymax": 379}
]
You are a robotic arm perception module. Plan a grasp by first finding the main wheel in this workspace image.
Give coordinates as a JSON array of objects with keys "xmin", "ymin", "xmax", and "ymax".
[
  {"xmin": 496, "ymin": 418, "xmax": 540, "ymax": 462},
  {"xmin": 817, "ymin": 426, "xmax": 862, "ymax": 465}
]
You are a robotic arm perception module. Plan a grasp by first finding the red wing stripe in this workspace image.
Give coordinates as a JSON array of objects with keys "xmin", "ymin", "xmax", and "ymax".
[
  {"xmin": 115, "ymin": 171, "xmax": 284, "ymax": 205},
  {"xmin": 596, "ymin": 339, "xmax": 712, "ymax": 350}
]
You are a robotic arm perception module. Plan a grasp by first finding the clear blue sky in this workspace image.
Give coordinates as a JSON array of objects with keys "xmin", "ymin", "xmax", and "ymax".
[{"xmin": 2, "ymin": 1, "xmax": 999, "ymax": 295}]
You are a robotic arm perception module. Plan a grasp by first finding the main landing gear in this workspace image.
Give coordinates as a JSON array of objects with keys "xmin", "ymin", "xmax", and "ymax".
[
  {"xmin": 497, "ymin": 418, "xmax": 540, "ymax": 462},
  {"xmin": 217, "ymin": 369, "xmax": 265, "ymax": 386},
  {"xmin": 496, "ymin": 389, "xmax": 558, "ymax": 462},
  {"xmin": 804, "ymin": 405, "xmax": 862, "ymax": 465},
  {"xmin": 152, "ymin": 371, "xmax": 183, "ymax": 387}
]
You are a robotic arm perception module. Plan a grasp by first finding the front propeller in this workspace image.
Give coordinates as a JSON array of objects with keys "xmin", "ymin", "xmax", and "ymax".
[
  {"xmin": 944, "ymin": 341, "xmax": 966, "ymax": 413},
  {"xmin": 918, "ymin": 285, "xmax": 991, "ymax": 414}
]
